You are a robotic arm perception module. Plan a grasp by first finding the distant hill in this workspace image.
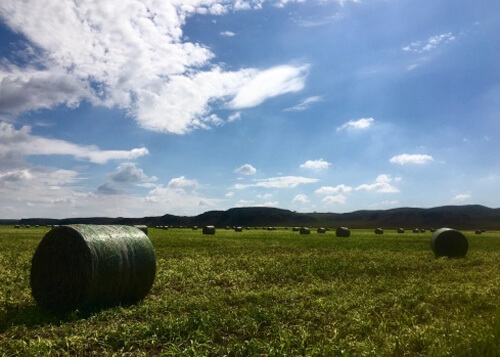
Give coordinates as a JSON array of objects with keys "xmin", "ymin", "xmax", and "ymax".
[{"xmin": 9, "ymin": 205, "xmax": 500, "ymax": 230}]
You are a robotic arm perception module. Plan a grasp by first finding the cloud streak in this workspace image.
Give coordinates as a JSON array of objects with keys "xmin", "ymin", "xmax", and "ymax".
[
  {"xmin": 390, "ymin": 154, "xmax": 433, "ymax": 165},
  {"xmin": 233, "ymin": 176, "xmax": 319, "ymax": 189}
]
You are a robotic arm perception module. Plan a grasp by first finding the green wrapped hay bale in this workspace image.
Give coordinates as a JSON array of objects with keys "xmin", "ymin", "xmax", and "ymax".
[
  {"xmin": 203, "ymin": 226, "xmax": 216, "ymax": 235},
  {"xmin": 30, "ymin": 225, "xmax": 156, "ymax": 311},
  {"xmin": 397, "ymin": 228, "xmax": 405, "ymax": 233},
  {"xmin": 292, "ymin": 227, "xmax": 300, "ymax": 232},
  {"xmin": 375, "ymin": 228, "xmax": 384, "ymax": 234},
  {"xmin": 475, "ymin": 230, "xmax": 482, "ymax": 235},
  {"xmin": 317, "ymin": 227, "xmax": 326, "ymax": 234},
  {"xmin": 430, "ymin": 228, "xmax": 468, "ymax": 258},
  {"xmin": 192, "ymin": 226, "xmax": 198, "ymax": 230},
  {"xmin": 413, "ymin": 228, "xmax": 419, "ymax": 233},
  {"xmin": 300, "ymin": 227, "xmax": 310, "ymax": 235},
  {"xmin": 235, "ymin": 227, "xmax": 243, "ymax": 232},
  {"xmin": 336, "ymin": 227, "xmax": 350, "ymax": 237}
]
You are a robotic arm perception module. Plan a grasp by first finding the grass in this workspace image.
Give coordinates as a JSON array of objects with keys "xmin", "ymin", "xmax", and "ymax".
[{"xmin": 1, "ymin": 226, "xmax": 500, "ymax": 356}]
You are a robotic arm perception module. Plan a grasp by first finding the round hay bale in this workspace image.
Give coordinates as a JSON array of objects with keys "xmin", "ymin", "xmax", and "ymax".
[
  {"xmin": 300, "ymin": 227, "xmax": 310, "ymax": 235},
  {"xmin": 430, "ymin": 228, "xmax": 435, "ymax": 232},
  {"xmin": 336, "ymin": 227, "xmax": 350, "ymax": 237},
  {"xmin": 134, "ymin": 225, "xmax": 148, "ymax": 235},
  {"xmin": 26, "ymin": 225, "xmax": 31, "ymax": 228},
  {"xmin": 481, "ymin": 228, "xmax": 486, "ymax": 233},
  {"xmin": 475, "ymin": 230, "xmax": 482, "ymax": 235},
  {"xmin": 397, "ymin": 228, "xmax": 405, "ymax": 233},
  {"xmin": 420, "ymin": 229, "xmax": 426, "ymax": 233},
  {"xmin": 317, "ymin": 227, "xmax": 326, "ymax": 234},
  {"xmin": 14, "ymin": 224, "xmax": 20, "ymax": 228},
  {"xmin": 413, "ymin": 228, "xmax": 419, "ymax": 233},
  {"xmin": 30, "ymin": 224, "xmax": 156, "ymax": 311},
  {"xmin": 267, "ymin": 227, "xmax": 274, "ymax": 231},
  {"xmin": 192, "ymin": 226, "xmax": 198, "ymax": 230},
  {"xmin": 375, "ymin": 228, "xmax": 384, "ymax": 235},
  {"xmin": 235, "ymin": 227, "xmax": 243, "ymax": 232},
  {"xmin": 292, "ymin": 227, "xmax": 300, "ymax": 232},
  {"xmin": 430, "ymin": 227, "xmax": 468, "ymax": 258},
  {"xmin": 203, "ymin": 226, "xmax": 216, "ymax": 235}
]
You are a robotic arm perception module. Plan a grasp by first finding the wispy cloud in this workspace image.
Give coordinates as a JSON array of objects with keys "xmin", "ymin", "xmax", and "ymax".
[
  {"xmin": 234, "ymin": 176, "xmax": 319, "ymax": 189},
  {"xmin": 292, "ymin": 194, "xmax": 310, "ymax": 203},
  {"xmin": 234, "ymin": 164, "xmax": 257, "ymax": 175},
  {"xmin": 355, "ymin": 174, "xmax": 399, "ymax": 193},
  {"xmin": 336, "ymin": 117, "xmax": 374, "ymax": 132},
  {"xmin": 167, "ymin": 176, "xmax": 200, "ymax": 192},
  {"xmin": 0, "ymin": 122, "xmax": 148, "ymax": 164},
  {"xmin": 284, "ymin": 96, "xmax": 323, "ymax": 112},
  {"xmin": 390, "ymin": 154, "xmax": 434, "ymax": 165},
  {"xmin": 315, "ymin": 184, "xmax": 352, "ymax": 195},
  {"xmin": 300, "ymin": 158, "xmax": 331, "ymax": 171},
  {"xmin": 453, "ymin": 193, "xmax": 471, "ymax": 202},
  {"xmin": 220, "ymin": 31, "xmax": 236, "ymax": 37},
  {"xmin": 322, "ymin": 194, "xmax": 347, "ymax": 205},
  {"xmin": 402, "ymin": 33, "xmax": 455, "ymax": 53},
  {"xmin": 229, "ymin": 65, "xmax": 309, "ymax": 109}
]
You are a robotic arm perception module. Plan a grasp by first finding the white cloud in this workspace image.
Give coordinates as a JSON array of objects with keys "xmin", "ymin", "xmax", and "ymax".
[
  {"xmin": 355, "ymin": 174, "xmax": 399, "ymax": 193},
  {"xmin": 229, "ymin": 65, "xmax": 309, "ymax": 109},
  {"xmin": 292, "ymin": 194, "xmax": 310, "ymax": 203},
  {"xmin": 234, "ymin": 164, "xmax": 257, "ymax": 175},
  {"xmin": 234, "ymin": 199, "xmax": 254, "ymax": 207},
  {"xmin": 0, "ymin": 1, "xmax": 309, "ymax": 134},
  {"xmin": 96, "ymin": 162, "xmax": 156, "ymax": 195},
  {"xmin": 336, "ymin": 117, "xmax": 374, "ymax": 132},
  {"xmin": 402, "ymin": 33, "xmax": 455, "ymax": 53},
  {"xmin": 300, "ymin": 158, "xmax": 331, "ymax": 171},
  {"xmin": 257, "ymin": 193, "xmax": 273, "ymax": 199},
  {"xmin": 220, "ymin": 31, "xmax": 236, "ymax": 37},
  {"xmin": 228, "ymin": 112, "xmax": 241, "ymax": 122},
  {"xmin": 0, "ymin": 122, "xmax": 148, "ymax": 164},
  {"xmin": 259, "ymin": 201, "xmax": 279, "ymax": 207},
  {"xmin": 315, "ymin": 184, "xmax": 352, "ymax": 195},
  {"xmin": 390, "ymin": 154, "xmax": 434, "ymax": 165},
  {"xmin": 322, "ymin": 194, "xmax": 346, "ymax": 205},
  {"xmin": 453, "ymin": 193, "xmax": 471, "ymax": 202},
  {"xmin": 284, "ymin": 96, "xmax": 323, "ymax": 112},
  {"xmin": 225, "ymin": 191, "xmax": 235, "ymax": 198},
  {"xmin": 167, "ymin": 176, "xmax": 199, "ymax": 191},
  {"xmin": 234, "ymin": 176, "xmax": 319, "ymax": 189}
]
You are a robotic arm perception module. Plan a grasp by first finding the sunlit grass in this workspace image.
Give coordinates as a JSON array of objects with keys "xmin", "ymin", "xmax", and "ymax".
[{"xmin": 1, "ymin": 226, "xmax": 499, "ymax": 356}]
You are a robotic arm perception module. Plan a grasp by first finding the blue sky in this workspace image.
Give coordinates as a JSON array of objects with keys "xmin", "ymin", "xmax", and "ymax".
[{"xmin": 0, "ymin": 0, "xmax": 499, "ymax": 219}]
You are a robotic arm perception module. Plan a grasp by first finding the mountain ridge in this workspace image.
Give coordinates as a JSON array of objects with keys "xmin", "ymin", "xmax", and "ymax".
[{"xmin": 6, "ymin": 204, "xmax": 500, "ymax": 230}]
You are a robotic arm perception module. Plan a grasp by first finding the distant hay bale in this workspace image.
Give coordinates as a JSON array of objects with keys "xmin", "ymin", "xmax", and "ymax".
[
  {"xmin": 413, "ymin": 228, "xmax": 419, "ymax": 233},
  {"xmin": 225, "ymin": 226, "xmax": 230, "ymax": 230},
  {"xmin": 267, "ymin": 227, "xmax": 274, "ymax": 231},
  {"xmin": 26, "ymin": 225, "xmax": 31, "ymax": 228},
  {"xmin": 397, "ymin": 228, "xmax": 405, "ymax": 233},
  {"xmin": 420, "ymin": 229, "xmax": 426, "ymax": 233},
  {"xmin": 481, "ymin": 228, "xmax": 486, "ymax": 233},
  {"xmin": 430, "ymin": 227, "xmax": 468, "ymax": 258},
  {"xmin": 134, "ymin": 225, "xmax": 148, "ymax": 235},
  {"xmin": 317, "ymin": 227, "xmax": 326, "ymax": 234},
  {"xmin": 475, "ymin": 230, "xmax": 482, "ymax": 235},
  {"xmin": 430, "ymin": 228, "xmax": 436, "ymax": 232},
  {"xmin": 30, "ymin": 224, "xmax": 156, "ymax": 311},
  {"xmin": 375, "ymin": 228, "xmax": 384, "ymax": 234},
  {"xmin": 300, "ymin": 227, "xmax": 310, "ymax": 234},
  {"xmin": 292, "ymin": 227, "xmax": 300, "ymax": 232},
  {"xmin": 235, "ymin": 227, "xmax": 243, "ymax": 232},
  {"xmin": 192, "ymin": 226, "xmax": 198, "ymax": 230},
  {"xmin": 203, "ymin": 226, "xmax": 216, "ymax": 235},
  {"xmin": 336, "ymin": 227, "xmax": 350, "ymax": 237},
  {"xmin": 14, "ymin": 224, "xmax": 20, "ymax": 228}
]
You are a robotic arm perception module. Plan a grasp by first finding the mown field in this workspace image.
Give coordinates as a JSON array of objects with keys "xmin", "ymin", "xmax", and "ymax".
[{"xmin": 1, "ymin": 226, "xmax": 499, "ymax": 356}]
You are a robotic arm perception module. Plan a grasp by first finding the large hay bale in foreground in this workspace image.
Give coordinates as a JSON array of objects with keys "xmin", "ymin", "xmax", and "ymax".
[
  {"xmin": 375, "ymin": 228, "xmax": 384, "ymax": 234},
  {"xmin": 336, "ymin": 227, "xmax": 350, "ymax": 237},
  {"xmin": 203, "ymin": 226, "xmax": 216, "ymax": 235},
  {"xmin": 430, "ymin": 228, "xmax": 468, "ymax": 258},
  {"xmin": 30, "ymin": 225, "xmax": 156, "ymax": 311},
  {"xmin": 300, "ymin": 227, "xmax": 310, "ymax": 235}
]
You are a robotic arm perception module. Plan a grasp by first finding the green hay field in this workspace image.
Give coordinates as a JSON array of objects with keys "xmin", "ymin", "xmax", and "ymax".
[{"xmin": 1, "ymin": 226, "xmax": 499, "ymax": 356}]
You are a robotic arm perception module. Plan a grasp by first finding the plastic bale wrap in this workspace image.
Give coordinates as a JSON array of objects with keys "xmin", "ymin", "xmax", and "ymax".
[
  {"xmin": 336, "ymin": 227, "xmax": 350, "ymax": 237},
  {"xmin": 430, "ymin": 227, "xmax": 468, "ymax": 258},
  {"xmin": 300, "ymin": 227, "xmax": 310, "ymax": 235},
  {"xmin": 203, "ymin": 226, "xmax": 216, "ymax": 235},
  {"xmin": 134, "ymin": 225, "xmax": 148, "ymax": 235},
  {"xmin": 30, "ymin": 225, "xmax": 156, "ymax": 312}
]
